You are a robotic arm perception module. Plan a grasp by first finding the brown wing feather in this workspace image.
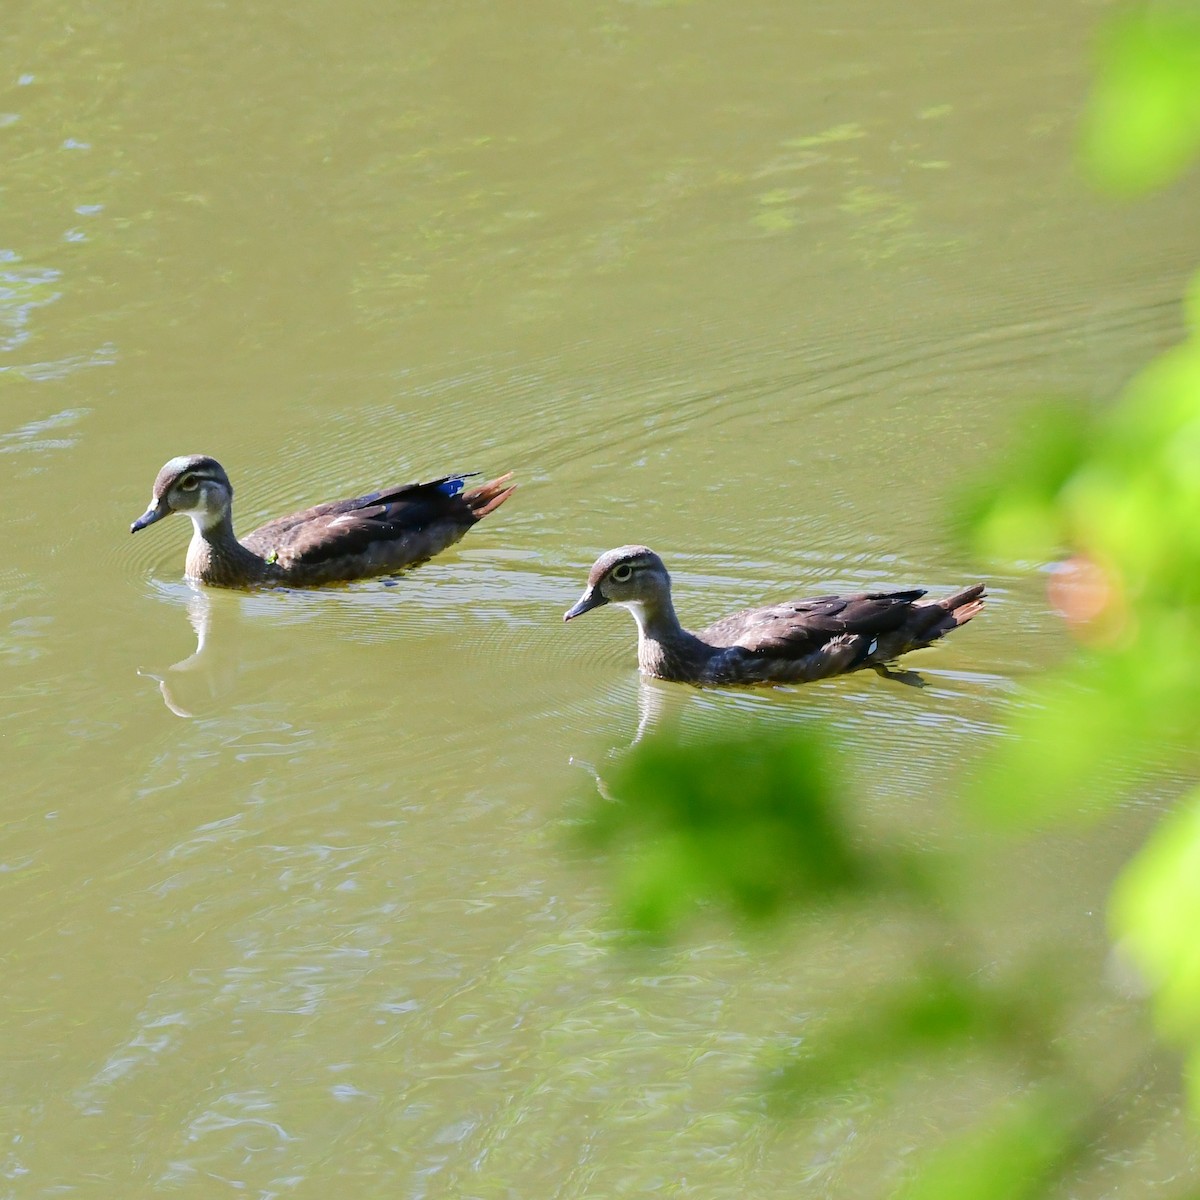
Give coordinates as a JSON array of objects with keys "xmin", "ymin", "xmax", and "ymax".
[
  {"xmin": 701, "ymin": 590, "xmax": 927, "ymax": 656},
  {"xmin": 241, "ymin": 474, "xmax": 507, "ymax": 570}
]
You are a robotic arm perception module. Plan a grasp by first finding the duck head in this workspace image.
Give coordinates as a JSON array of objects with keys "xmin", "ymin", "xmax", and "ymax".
[
  {"xmin": 130, "ymin": 454, "xmax": 234, "ymax": 534},
  {"xmin": 564, "ymin": 545, "xmax": 672, "ymax": 622}
]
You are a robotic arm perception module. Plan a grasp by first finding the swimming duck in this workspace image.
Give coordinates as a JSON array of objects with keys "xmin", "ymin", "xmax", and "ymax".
[
  {"xmin": 564, "ymin": 545, "xmax": 984, "ymax": 686},
  {"xmin": 130, "ymin": 454, "xmax": 515, "ymax": 587}
]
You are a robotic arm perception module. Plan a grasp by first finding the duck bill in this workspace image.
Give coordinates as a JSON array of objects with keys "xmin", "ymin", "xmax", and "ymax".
[
  {"xmin": 564, "ymin": 588, "xmax": 608, "ymax": 622},
  {"xmin": 130, "ymin": 502, "xmax": 169, "ymax": 533}
]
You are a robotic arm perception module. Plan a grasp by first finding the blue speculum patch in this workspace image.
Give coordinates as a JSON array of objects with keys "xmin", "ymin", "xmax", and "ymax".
[{"xmin": 437, "ymin": 476, "xmax": 468, "ymax": 497}]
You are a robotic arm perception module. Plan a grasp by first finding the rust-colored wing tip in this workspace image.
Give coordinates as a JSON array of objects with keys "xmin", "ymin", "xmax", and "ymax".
[
  {"xmin": 466, "ymin": 472, "xmax": 516, "ymax": 519},
  {"xmin": 950, "ymin": 584, "xmax": 986, "ymax": 625}
]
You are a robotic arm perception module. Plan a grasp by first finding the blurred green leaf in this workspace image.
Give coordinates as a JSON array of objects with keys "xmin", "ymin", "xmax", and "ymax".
[
  {"xmin": 963, "ymin": 289, "xmax": 1200, "ymax": 831},
  {"xmin": 1111, "ymin": 785, "xmax": 1200, "ymax": 1121},
  {"xmin": 894, "ymin": 1090, "xmax": 1084, "ymax": 1200},
  {"xmin": 581, "ymin": 724, "xmax": 932, "ymax": 940},
  {"xmin": 1082, "ymin": 6, "xmax": 1200, "ymax": 194},
  {"xmin": 955, "ymin": 403, "xmax": 1092, "ymax": 562},
  {"xmin": 1111, "ymin": 785, "xmax": 1200, "ymax": 1046},
  {"xmin": 768, "ymin": 959, "xmax": 1067, "ymax": 1116},
  {"xmin": 974, "ymin": 643, "xmax": 1200, "ymax": 826}
]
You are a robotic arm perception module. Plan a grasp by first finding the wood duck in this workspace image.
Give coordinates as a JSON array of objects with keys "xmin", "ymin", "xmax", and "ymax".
[
  {"xmin": 130, "ymin": 454, "xmax": 515, "ymax": 587},
  {"xmin": 564, "ymin": 546, "xmax": 985, "ymax": 686}
]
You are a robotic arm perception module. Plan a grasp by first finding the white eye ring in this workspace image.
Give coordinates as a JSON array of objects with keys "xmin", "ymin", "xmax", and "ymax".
[
  {"xmin": 611, "ymin": 563, "xmax": 633, "ymax": 582},
  {"xmin": 179, "ymin": 475, "xmax": 199, "ymax": 492}
]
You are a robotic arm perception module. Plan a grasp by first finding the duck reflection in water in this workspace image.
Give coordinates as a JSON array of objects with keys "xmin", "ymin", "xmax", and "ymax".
[{"xmin": 138, "ymin": 585, "xmax": 242, "ymax": 718}]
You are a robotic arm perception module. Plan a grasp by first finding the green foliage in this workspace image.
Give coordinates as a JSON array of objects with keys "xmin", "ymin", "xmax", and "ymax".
[
  {"xmin": 959, "ymin": 403, "xmax": 1093, "ymax": 566},
  {"xmin": 894, "ymin": 1091, "xmax": 1085, "ymax": 1200},
  {"xmin": 768, "ymin": 962, "xmax": 1065, "ymax": 1115},
  {"xmin": 581, "ymin": 725, "xmax": 928, "ymax": 940},
  {"xmin": 580, "ymin": 721, "xmax": 1118, "ymax": 1195},
  {"xmin": 963, "ymin": 12, "xmax": 1200, "ymax": 1168},
  {"xmin": 1111, "ymin": 785, "xmax": 1200, "ymax": 1108},
  {"xmin": 965, "ymin": 291, "xmax": 1200, "ymax": 823},
  {"xmin": 1082, "ymin": 6, "xmax": 1200, "ymax": 194}
]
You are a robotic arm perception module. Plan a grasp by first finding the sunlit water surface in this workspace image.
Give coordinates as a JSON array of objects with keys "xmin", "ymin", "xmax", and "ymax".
[{"xmin": 3, "ymin": 1, "xmax": 1199, "ymax": 1196}]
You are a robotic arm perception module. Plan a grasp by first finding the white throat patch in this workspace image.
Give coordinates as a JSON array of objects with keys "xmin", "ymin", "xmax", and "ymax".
[
  {"xmin": 619, "ymin": 600, "xmax": 650, "ymax": 636},
  {"xmin": 186, "ymin": 507, "xmax": 223, "ymax": 534}
]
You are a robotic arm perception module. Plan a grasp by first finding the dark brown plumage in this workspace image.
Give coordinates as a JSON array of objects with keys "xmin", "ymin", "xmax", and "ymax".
[
  {"xmin": 130, "ymin": 454, "xmax": 515, "ymax": 587},
  {"xmin": 564, "ymin": 545, "xmax": 984, "ymax": 686}
]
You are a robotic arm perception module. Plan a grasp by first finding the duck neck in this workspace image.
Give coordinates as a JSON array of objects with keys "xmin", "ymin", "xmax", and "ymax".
[
  {"xmin": 625, "ymin": 595, "xmax": 709, "ymax": 678},
  {"xmin": 185, "ymin": 509, "xmax": 267, "ymax": 585}
]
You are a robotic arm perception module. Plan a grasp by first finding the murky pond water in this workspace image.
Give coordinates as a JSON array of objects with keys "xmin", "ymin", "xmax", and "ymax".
[{"xmin": 4, "ymin": 1, "xmax": 1199, "ymax": 1196}]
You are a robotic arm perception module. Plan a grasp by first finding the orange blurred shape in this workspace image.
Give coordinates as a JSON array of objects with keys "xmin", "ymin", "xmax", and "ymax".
[{"xmin": 1047, "ymin": 554, "xmax": 1124, "ymax": 641}]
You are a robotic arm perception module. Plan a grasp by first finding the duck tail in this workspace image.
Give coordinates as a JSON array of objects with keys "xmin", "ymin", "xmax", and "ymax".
[
  {"xmin": 940, "ymin": 583, "xmax": 986, "ymax": 626},
  {"xmin": 913, "ymin": 583, "xmax": 986, "ymax": 645},
  {"xmin": 464, "ymin": 472, "xmax": 516, "ymax": 519}
]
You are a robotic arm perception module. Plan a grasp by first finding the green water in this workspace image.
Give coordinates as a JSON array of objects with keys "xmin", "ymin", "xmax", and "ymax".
[{"xmin": 3, "ymin": 1, "xmax": 1199, "ymax": 1195}]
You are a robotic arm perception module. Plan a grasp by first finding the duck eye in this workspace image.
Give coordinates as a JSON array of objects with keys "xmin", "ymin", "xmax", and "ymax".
[
  {"xmin": 611, "ymin": 564, "xmax": 634, "ymax": 583},
  {"xmin": 178, "ymin": 475, "xmax": 199, "ymax": 491}
]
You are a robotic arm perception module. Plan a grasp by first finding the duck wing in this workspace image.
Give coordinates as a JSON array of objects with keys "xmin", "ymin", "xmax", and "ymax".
[
  {"xmin": 702, "ymin": 590, "xmax": 927, "ymax": 655},
  {"xmin": 697, "ymin": 590, "xmax": 928, "ymax": 684},
  {"xmin": 241, "ymin": 474, "xmax": 512, "ymax": 577}
]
